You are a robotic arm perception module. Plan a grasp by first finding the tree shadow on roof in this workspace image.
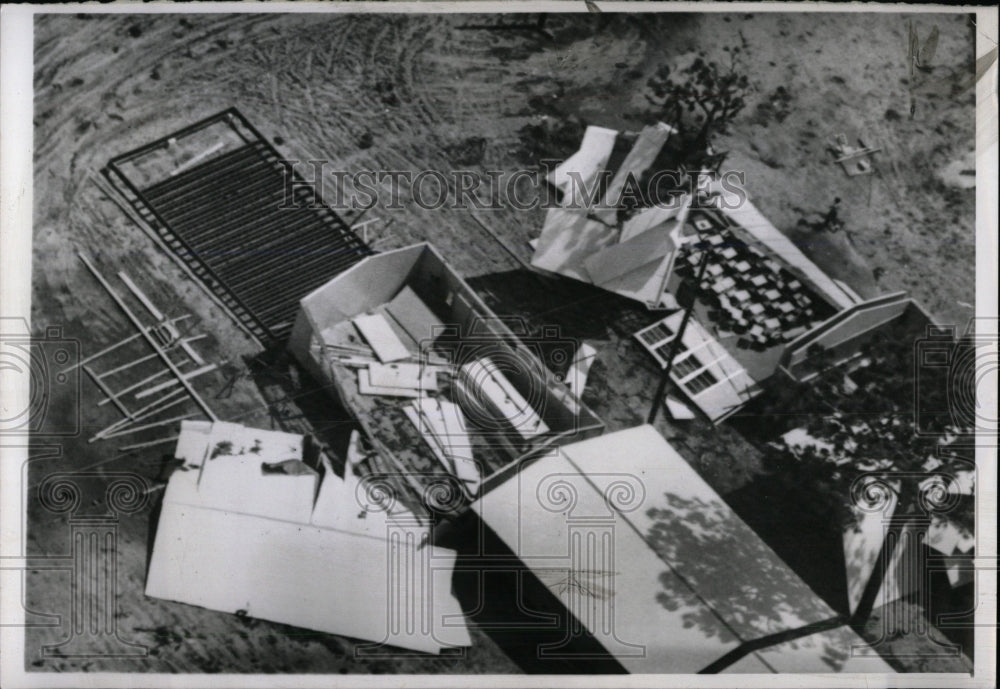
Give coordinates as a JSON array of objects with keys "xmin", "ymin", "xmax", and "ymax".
[
  {"xmin": 725, "ymin": 477, "xmax": 850, "ymax": 615},
  {"xmin": 645, "ymin": 490, "xmax": 852, "ymax": 672}
]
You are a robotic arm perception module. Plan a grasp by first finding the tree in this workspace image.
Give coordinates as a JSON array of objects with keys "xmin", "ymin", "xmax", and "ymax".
[
  {"xmin": 646, "ymin": 47, "xmax": 751, "ymax": 164},
  {"xmin": 755, "ymin": 325, "xmax": 976, "ymax": 533},
  {"xmin": 745, "ymin": 325, "xmax": 977, "ymax": 629}
]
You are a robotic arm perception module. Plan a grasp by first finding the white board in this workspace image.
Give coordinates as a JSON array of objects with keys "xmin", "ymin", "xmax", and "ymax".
[
  {"xmin": 352, "ymin": 313, "xmax": 411, "ymax": 362},
  {"xmin": 459, "ymin": 358, "xmax": 549, "ymax": 439},
  {"xmin": 368, "ymin": 361, "xmax": 438, "ymax": 391},
  {"xmin": 147, "ymin": 470, "xmax": 470, "ymax": 654}
]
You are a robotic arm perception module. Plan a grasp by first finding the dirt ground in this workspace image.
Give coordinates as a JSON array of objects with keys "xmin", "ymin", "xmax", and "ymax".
[{"xmin": 25, "ymin": 10, "xmax": 976, "ymax": 675}]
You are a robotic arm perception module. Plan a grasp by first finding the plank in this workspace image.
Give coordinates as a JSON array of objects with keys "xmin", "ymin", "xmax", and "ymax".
[
  {"xmin": 357, "ymin": 368, "xmax": 422, "ymax": 398},
  {"xmin": 134, "ymin": 363, "xmax": 219, "ymax": 400},
  {"xmin": 384, "ymin": 286, "xmax": 445, "ymax": 346},
  {"xmin": 459, "ymin": 358, "xmax": 549, "ymax": 439},
  {"xmin": 352, "ymin": 313, "xmax": 411, "ymax": 363},
  {"xmin": 403, "ymin": 404, "xmax": 454, "ymax": 474},
  {"xmin": 368, "ymin": 362, "xmax": 438, "ymax": 392},
  {"xmin": 78, "ymin": 253, "xmax": 219, "ymax": 421},
  {"xmin": 119, "ymin": 271, "xmax": 165, "ymax": 321},
  {"xmin": 564, "ymin": 343, "xmax": 598, "ymax": 398}
]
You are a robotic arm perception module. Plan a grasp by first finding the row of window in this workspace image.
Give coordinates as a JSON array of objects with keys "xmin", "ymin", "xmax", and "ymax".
[
  {"xmin": 639, "ymin": 321, "xmax": 674, "ymax": 347},
  {"xmin": 648, "ymin": 340, "xmax": 720, "ymax": 395}
]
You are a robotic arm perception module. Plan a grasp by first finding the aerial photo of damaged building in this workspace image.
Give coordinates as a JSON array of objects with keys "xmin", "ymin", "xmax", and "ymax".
[{"xmin": 7, "ymin": 6, "xmax": 990, "ymax": 681}]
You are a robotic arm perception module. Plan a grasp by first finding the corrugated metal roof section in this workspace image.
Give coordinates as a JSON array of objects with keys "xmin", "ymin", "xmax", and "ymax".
[{"xmin": 105, "ymin": 109, "xmax": 372, "ymax": 343}]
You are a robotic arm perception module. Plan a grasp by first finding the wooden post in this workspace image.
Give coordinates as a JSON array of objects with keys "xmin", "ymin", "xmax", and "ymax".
[
  {"xmin": 98, "ymin": 351, "xmax": 160, "ymax": 379},
  {"xmin": 118, "ymin": 272, "xmax": 165, "ymax": 321},
  {"xmin": 648, "ymin": 241, "xmax": 712, "ymax": 425},
  {"xmin": 60, "ymin": 332, "xmax": 143, "ymax": 375},
  {"xmin": 103, "ymin": 413, "xmax": 198, "ymax": 439},
  {"xmin": 90, "ymin": 387, "xmax": 188, "ymax": 442},
  {"xmin": 97, "ymin": 360, "xmax": 191, "ymax": 407},
  {"xmin": 170, "ymin": 141, "xmax": 225, "ymax": 177}
]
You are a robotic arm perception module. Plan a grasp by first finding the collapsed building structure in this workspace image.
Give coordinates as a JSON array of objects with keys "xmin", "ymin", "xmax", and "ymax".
[
  {"xmin": 146, "ymin": 421, "xmax": 472, "ymax": 654},
  {"xmin": 534, "ymin": 124, "xmax": 938, "ymax": 423},
  {"xmin": 288, "ymin": 243, "xmax": 605, "ymax": 513},
  {"xmin": 114, "ymin": 110, "xmax": 957, "ymax": 671}
]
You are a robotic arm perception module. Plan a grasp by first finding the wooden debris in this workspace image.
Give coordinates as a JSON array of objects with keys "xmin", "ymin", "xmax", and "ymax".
[
  {"xmin": 118, "ymin": 435, "xmax": 180, "ymax": 453},
  {"xmin": 828, "ymin": 133, "xmax": 881, "ymax": 177},
  {"xmin": 170, "ymin": 141, "xmax": 226, "ymax": 177},
  {"xmin": 351, "ymin": 313, "xmax": 411, "ymax": 362},
  {"xmin": 78, "ymin": 253, "xmax": 218, "ymax": 421},
  {"xmin": 564, "ymin": 343, "xmax": 598, "ymax": 398},
  {"xmin": 368, "ymin": 362, "xmax": 438, "ymax": 392},
  {"xmin": 357, "ymin": 368, "xmax": 423, "ymax": 398},
  {"xmin": 403, "ymin": 398, "xmax": 480, "ymax": 495},
  {"xmin": 458, "ymin": 358, "xmax": 549, "ymax": 439},
  {"xmin": 134, "ymin": 363, "xmax": 220, "ymax": 400}
]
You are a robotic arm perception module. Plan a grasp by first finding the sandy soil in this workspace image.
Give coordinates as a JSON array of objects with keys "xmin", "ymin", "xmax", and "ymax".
[{"xmin": 26, "ymin": 11, "xmax": 975, "ymax": 674}]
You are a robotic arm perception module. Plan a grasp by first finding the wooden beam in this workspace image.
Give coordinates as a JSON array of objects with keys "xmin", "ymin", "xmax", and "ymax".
[
  {"xmin": 119, "ymin": 271, "xmax": 165, "ymax": 321},
  {"xmin": 834, "ymin": 147, "xmax": 881, "ymax": 164},
  {"xmin": 178, "ymin": 337, "xmax": 205, "ymax": 366},
  {"xmin": 60, "ymin": 332, "xmax": 142, "ymax": 374},
  {"xmin": 105, "ymin": 413, "xmax": 198, "ymax": 440},
  {"xmin": 170, "ymin": 141, "xmax": 225, "ymax": 177},
  {"xmin": 83, "ymin": 363, "xmax": 133, "ymax": 420},
  {"xmin": 134, "ymin": 363, "xmax": 219, "ymax": 400},
  {"xmin": 78, "ymin": 253, "xmax": 218, "ymax": 421},
  {"xmin": 98, "ymin": 351, "xmax": 159, "ymax": 379},
  {"xmin": 97, "ymin": 357, "xmax": 192, "ymax": 406},
  {"xmin": 95, "ymin": 394, "xmax": 193, "ymax": 442},
  {"xmin": 99, "ymin": 368, "xmax": 172, "ymax": 407},
  {"xmin": 80, "ymin": 316, "xmax": 192, "ymax": 381},
  {"xmin": 90, "ymin": 387, "xmax": 188, "ymax": 442}
]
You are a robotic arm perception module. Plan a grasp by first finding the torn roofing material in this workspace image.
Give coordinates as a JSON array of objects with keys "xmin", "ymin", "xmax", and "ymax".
[
  {"xmin": 547, "ymin": 124, "xmax": 619, "ymax": 205},
  {"xmin": 531, "ymin": 200, "xmax": 691, "ymax": 310},
  {"xmin": 532, "ymin": 122, "xmax": 692, "ymax": 310}
]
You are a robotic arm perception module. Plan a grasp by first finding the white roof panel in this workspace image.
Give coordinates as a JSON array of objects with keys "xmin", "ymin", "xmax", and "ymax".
[
  {"xmin": 473, "ymin": 426, "xmax": 876, "ymax": 672},
  {"xmin": 548, "ymin": 125, "xmax": 619, "ymax": 204},
  {"xmin": 473, "ymin": 448, "xmax": 742, "ymax": 673},
  {"xmin": 561, "ymin": 426, "xmax": 839, "ymax": 642}
]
